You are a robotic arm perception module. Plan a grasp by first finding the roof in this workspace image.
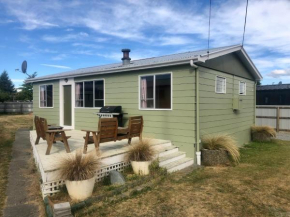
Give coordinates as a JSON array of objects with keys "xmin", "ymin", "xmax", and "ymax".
[
  {"xmin": 27, "ymin": 44, "xmax": 262, "ymax": 83},
  {"xmin": 257, "ymin": 84, "xmax": 290, "ymax": 91}
]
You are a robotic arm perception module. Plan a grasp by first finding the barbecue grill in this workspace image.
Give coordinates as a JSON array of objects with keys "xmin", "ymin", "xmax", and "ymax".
[{"xmin": 96, "ymin": 106, "xmax": 126, "ymax": 127}]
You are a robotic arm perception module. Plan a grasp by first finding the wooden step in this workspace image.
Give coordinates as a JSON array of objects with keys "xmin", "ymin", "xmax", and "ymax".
[
  {"xmin": 158, "ymin": 152, "xmax": 186, "ymax": 167},
  {"xmin": 161, "ymin": 157, "xmax": 194, "ymax": 173},
  {"xmin": 156, "ymin": 146, "xmax": 179, "ymax": 157}
]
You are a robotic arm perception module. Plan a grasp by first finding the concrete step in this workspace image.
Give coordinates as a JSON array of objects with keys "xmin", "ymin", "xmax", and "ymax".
[
  {"xmin": 161, "ymin": 157, "xmax": 194, "ymax": 173},
  {"xmin": 156, "ymin": 146, "xmax": 179, "ymax": 157},
  {"xmin": 158, "ymin": 151, "xmax": 186, "ymax": 167},
  {"xmin": 151, "ymin": 141, "xmax": 172, "ymax": 150}
]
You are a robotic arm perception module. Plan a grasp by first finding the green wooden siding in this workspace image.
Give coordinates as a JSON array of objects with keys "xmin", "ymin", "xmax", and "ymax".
[
  {"xmin": 32, "ymin": 54, "xmax": 256, "ymax": 158},
  {"xmin": 199, "ymin": 66, "xmax": 255, "ymax": 146},
  {"xmin": 33, "ymin": 80, "xmax": 60, "ymax": 126},
  {"xmin": 74, "ymin": 65, "xmax": 196, "ymax": 157}
]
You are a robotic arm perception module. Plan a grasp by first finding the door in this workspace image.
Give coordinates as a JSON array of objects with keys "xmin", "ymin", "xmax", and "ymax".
[{"xmin": 63, "ymin": 85, "xmax": 72, "ymax": 126}]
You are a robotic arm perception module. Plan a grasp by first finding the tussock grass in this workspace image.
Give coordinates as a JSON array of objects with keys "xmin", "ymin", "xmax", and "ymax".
[
  {"xmin": 201, "ymin": 134, "xmax": 240, "ymax": 163},
  {"xmin": 58, "ymin": 150, "xmax": 100, "ymax": 181},
  {"xmin": 126, "ymin": 139, "xmax": 155, "ymax": 162},
  {"xmin": 251, "ymin": 125, "xmax": 276, "ymax": 142}
]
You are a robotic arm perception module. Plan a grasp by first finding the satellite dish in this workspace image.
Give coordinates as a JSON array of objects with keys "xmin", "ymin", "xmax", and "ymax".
[{"xmin": 21, "ymin": 60, "xmax": 27, "ymax": 74}]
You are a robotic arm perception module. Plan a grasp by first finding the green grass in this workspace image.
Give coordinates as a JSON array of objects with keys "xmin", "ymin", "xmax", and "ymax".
[
  {"xmin": 0, "ymin": 114, "xmax": 33, "ymax": 217},
  {"xmin": 74, "ymin": 140, "xmax": 290, "ymax": 217}
]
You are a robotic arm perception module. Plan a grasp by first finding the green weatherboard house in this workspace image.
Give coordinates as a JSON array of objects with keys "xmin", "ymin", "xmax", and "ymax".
[{"xmin": 27, "ymin": 44, "xmax": 262, "ymax": 162}]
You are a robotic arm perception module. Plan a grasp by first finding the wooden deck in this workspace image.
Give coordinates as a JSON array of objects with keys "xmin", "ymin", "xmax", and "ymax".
[{"xmin": 29, "ymin": 130, "xmax": 171, "ymax": 196}]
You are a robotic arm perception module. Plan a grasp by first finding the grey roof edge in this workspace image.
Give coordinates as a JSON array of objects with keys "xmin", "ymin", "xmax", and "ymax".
[{"xmin": 27, "ymin": 44, "xmax": 262, "ymax": 83}]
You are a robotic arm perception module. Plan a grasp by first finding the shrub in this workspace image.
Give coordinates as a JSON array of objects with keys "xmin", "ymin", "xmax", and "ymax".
[
  {"xmin": 58, "ymin": 150, "xmax": 100, "ymax": 181},
  {"xmin": 251, "ymin": 125, "xmax": 276, "ymax": 142},
  {"xmin": 201, "ymin": 134, "xmax": 240, "ymax": 163},
  {"xmin": 126, "ymin": 139, "xmax": 155, "ymax": 162}
]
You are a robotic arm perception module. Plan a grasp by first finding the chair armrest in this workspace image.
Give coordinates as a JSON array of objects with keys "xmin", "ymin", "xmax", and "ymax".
[
  {"xmin": 46, "ymin": 129, "xmax": 71, "ymax": 133},
  {"xmin": 81, "ymin": 129, "xmax": 100, "ymax": 133}
]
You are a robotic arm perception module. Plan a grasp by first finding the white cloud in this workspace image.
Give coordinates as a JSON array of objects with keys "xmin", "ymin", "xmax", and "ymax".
[
  {"xmin": 51, "ymin": 54, "xmax": 67, "ymax": 60},
  {"xmin": 42, "ymin": 32, "xmax": 89, "ymax": 43},
  {"xmin": 41, "ymin": 64, "xmax": 71, "ymax": 69},
  {"xmin": 267, "ymin": 69, "xmax": 290, "ymax": 78}
]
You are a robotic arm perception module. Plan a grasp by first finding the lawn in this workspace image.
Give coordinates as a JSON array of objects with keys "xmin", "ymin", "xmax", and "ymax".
[
  {"xmin": 0, "ymin": 114, "xmax": 34, "ymax": 217},
  {"xmin": 75, "ymin": 140, "xmax": 290, "ymax": 217}
]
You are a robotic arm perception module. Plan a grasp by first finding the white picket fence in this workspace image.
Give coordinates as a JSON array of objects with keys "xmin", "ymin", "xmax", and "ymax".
[{"xmin": 256, "ymin": 105, "xmax": 290, "ymax": 132}]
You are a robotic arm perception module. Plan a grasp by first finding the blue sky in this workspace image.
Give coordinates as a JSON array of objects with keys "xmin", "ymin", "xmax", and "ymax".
[{"xmin": 0, "ymin": 0, "xmax": 290, "ymax": 87}]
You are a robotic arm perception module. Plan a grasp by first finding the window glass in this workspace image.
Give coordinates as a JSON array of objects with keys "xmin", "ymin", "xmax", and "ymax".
[
  {"xmin": 216, "ymin": 76, "xmax": 226, "ymax": 93},
  {"xmin": 75, "ymin": 82, "xmax": 83, "ymax": 107},
  {"xmin": 140, "ymin": 74, "xmax": 171, "ymax": 109},
  {"xmin": 140, "ymin": 76, "xmax": 154, "ymax": 108},
  {"xmin": 155, "ymin": 74, "xmax": 171, "ymax": 109},
  {"xmin": 95, "ymin": 80, "xmax": 104, "ymax": 107},
  {"xmin": 47, "ymin": 85, "xmax": 53, "ymax": 107},
  {"xmin": 84, "ymin": 81, "xmax": 94, "ymax": 107},
  {"xmin": 239, "ymin": 81, "xmax": 246, "ymax": 95},
  {"xmin": 40, "ymin": 85, "xmax": 53, "ymax": 107}
]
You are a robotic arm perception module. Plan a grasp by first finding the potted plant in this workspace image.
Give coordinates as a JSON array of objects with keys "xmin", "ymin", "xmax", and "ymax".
[
  {"xmin": 201, "ymin": 134, "xmax": 240, "ymax": 166},
  {"xmin": 126, "ymin": 139, "xmax": 155, "ymax": 175},
  {"xmin": 58, "ymin": 150, "xmax": 99, "ymax": 201},
  {"xmin": 251, "ymin": 125, "xmax": 276, "ymax": 142}
]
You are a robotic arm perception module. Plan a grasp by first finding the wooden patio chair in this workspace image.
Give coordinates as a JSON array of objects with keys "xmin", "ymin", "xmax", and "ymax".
[
  {"xmin": 127, "ymin": 116, "xmax": 143, "ymax": 144},
  {"xmin": 82, "ymin": 118, "xmax": 129, "ymax": 154},
  {"xmin": 35, "ymin": 116, "xmax": 71, "ymax": 155}
]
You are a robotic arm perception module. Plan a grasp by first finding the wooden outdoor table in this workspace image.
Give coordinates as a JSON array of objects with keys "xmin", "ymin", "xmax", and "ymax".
[{"xmin": 45, "ymin": 129, "xmax": 71, "ymax": 155}]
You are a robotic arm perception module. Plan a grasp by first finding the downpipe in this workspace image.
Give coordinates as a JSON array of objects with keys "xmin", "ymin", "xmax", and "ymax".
[{"xmin": 190, "ymin": 60, "xmax": 201, "ymax": 165}]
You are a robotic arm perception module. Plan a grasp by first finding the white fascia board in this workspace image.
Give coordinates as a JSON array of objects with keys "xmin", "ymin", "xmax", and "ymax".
[{"xmin": 240, "ymin": 48, "xmax": 263, "ymax": 80}]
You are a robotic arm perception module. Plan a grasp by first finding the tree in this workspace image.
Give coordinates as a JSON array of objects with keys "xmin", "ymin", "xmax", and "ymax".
[
  {"xmin": 15, "ymin": 72, "xmax": 37, "ymax": 101},
  {"xmin": 0, "ymin": 70, "xmax": 15, "ymax": 93}
]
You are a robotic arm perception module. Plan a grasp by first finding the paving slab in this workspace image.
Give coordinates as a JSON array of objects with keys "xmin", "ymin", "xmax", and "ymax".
[
  {"xmin": 3, "ymin": 129, "xmax": 39, "ymax": 217},
  {"xmin": 277, "ymin": 132, "xmax": 290, "ymax": 141}
]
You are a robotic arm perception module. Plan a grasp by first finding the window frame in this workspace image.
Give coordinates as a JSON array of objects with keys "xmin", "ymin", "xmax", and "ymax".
[
  {"xmin": 215, "ymin": 76, "xmax": 226, "ymax": 94},
  {"xmin": 75, "ymin": 79, "xmax": 105, "ymax": 109},
  {"xmin": 138, "ymin": 72, "xmax": 173, "ymax": 111},
  {"xmin": 39, "ymin": 84, "xmax": 54, "ymax": 108},
  {"xmin": 239, "ymin": 81, "xmax": 246, "ymax": 95}
]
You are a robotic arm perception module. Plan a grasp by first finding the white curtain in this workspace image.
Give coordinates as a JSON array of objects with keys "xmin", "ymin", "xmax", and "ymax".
[
  {"xmin": 141, "ymin": 78, "xmax": 147, "ymax": 108},
  {"xmin": 40, "ymin": 86, "xmax": 45, "ymax": 107},
  {"xmin": 75, "ymin": 83, "xmax": 82, "ymax": 107}
]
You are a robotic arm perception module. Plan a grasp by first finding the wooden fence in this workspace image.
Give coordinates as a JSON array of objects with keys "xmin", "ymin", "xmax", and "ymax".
[
  {"xmin": 0, "ymin": 102, "xmax": 33, "ymax": 114},
  {"xmin": 256, "ymin": 105, "xmax": 290, "ymax": 132}
]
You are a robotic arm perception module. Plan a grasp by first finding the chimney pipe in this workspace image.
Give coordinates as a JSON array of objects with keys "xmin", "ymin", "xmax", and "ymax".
[{"xmin": 121, "ymin": 49, "xmax": 131, "ymax": 65}]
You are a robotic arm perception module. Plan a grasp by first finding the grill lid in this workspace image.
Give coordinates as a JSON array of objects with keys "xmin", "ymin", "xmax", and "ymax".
[{"xmin": 99, "ymin": 106, "xmax": 122, "ymax": 113}]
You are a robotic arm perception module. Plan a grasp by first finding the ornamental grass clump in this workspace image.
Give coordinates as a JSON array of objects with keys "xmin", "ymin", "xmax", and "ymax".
[
  {"xmin": 202, "ymin": 134, "xmax": 240, "ymax": 164},
  {"xmin": 58, "ymin": 150, "xmax": 100, "ymax": 181},
  {"xmin": 251, "ymin": 125, "xmax": 276, "ymax": 142},
  {"xmin": 127, "ymin": 139, "xmax": 155, "ymax": 162}
]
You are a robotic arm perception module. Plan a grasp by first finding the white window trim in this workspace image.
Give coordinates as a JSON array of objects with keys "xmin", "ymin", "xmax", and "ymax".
[
  {"xmin": 239, "ymin": 81, "xmax": 246, "ymax": 95},
  {"xmin": 215, "ymin": 76, "xmax": 226, "ymax": 94},
  {"xmin": 39, "ymin": 84, "xmax": 54, "ymax": 108},
  {"xmin": 138, "ymin": 72, "xmax": 173, "ymax": 111},
  {"xmin": 74, "ymin": 79, "xmax": 105, "ymax": 109}
]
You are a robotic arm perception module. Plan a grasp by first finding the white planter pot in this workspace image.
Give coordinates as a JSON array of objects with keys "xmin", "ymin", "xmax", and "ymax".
[
  {"xmin": 65, "ymin": 176, "xmax": 95, "ymax": 201},
  {"xmin": 131, "ymin": 161, "xmax": 151, "ymax": 175}
]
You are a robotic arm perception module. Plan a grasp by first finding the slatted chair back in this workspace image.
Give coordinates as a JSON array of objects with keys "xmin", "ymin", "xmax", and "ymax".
[
  {"xmin": 128, "ymin": 116, "xmax": 143, "ymax": 138},
  {"xmin": 34, "ymin": 116, "xmax": 41, "ymax": 137},
  {"xmin": 98, "ymin": 118, "xmax": 118, "ymax": 143},
  {"xmin": 39, "ymin": 117, "xmax": 49, "ymax": 140}
]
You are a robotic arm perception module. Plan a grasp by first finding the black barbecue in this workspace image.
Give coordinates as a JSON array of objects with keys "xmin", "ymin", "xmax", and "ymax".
[{"xmin": 97, "ymin": 106, "xmax": 126, "ymax": 127}]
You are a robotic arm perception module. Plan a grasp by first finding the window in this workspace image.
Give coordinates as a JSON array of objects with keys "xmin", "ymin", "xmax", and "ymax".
[
  {"xmin": 75, "ymin": 80, "xmax": 104, "ymax": 108},
  {"xmin": 140, "ymin": 73, "xmax": 171, "ymax": 109},
  {"xmin": 39, "ymin": 84, "xmax": 53, "ymax": 107},
  {"xmin": 215, "ymin": 76, "xmax": 226, "ymax": 93},
  {"xmin": 239, "ymin": 81, "xmax": 246, "ymax": 95}
]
